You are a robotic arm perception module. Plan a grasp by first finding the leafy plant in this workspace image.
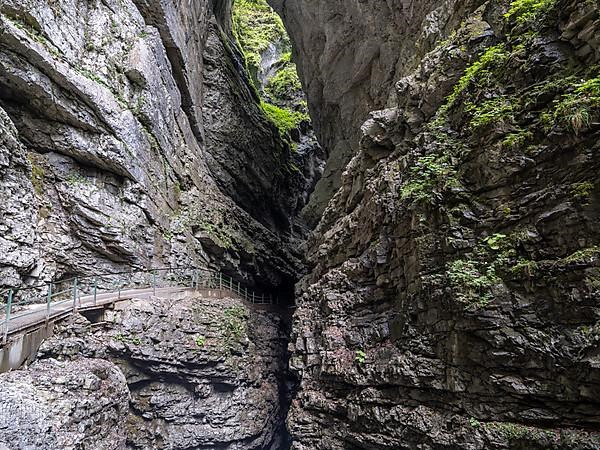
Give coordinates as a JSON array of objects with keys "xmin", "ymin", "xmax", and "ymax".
[
  {"xmin": 232, "ymin": 0, "xmax": 287, "ymax": 75},
  {"xmin": 501, "ymin": 130, "xmax": 533, "ymax": 149},
  {"xmin": 400, "ymin": 154, "xmax": 460, "ymax": 205},
  {"xmin": 553, "ymin": 76, "xmax": 600, "ymax": 134},
  {"xmin": 571, "ymin": 181, "xmax": 595, "ymax": 200},
  {"xmin": 355, "ymin": 350, "xmax": 366, "ymax": 365},
  {"xmin": 261, "ymin": 101, "xmax": 308, "ymax": 137},
  {"xmin": 445, "ymin": 45, "xmax": 509, "ymax": 109},
  {"xmin": 115, "ymin": 333, "xmax": 141, "ymax": 345},
  {"xmin": 504, "ymin": 0, "xmax": 557, "ymax": 25},
  {"xmin": 265, "ymin": 63, "xmax": 302, "ymax": 100},
  {"xmin": 447, "ymin": 259, "xmax": 500, "ymax": 308},
  {"xmin": 485, "ymin": 233, "xmax": 508, "ymax": 251},
  {"xmin": 467, "ymin": 96, "xmax": 516, "ymax": 131},
  {"xmin": 195, "ymin": 335, "xmax": 206, "ymax": 347},
  {"xmin": 469, "ymin": 417, "xmax": 482, "ymax": 428}
]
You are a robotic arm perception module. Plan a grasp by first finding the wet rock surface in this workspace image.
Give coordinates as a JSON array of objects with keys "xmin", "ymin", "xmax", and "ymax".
[{"xmin": 2, "ymin": 293, "xmax": 294, "ymax": 450}]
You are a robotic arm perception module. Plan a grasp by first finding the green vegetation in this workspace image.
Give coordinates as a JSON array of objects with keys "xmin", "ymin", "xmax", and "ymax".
[
  {"xmin": 261, "ymin": 101, "xmax": 308, "ymax": 138},
  {"xmin": 510, "ymin": 258, "xmax": 539, "ymax": 277},
  {"xmin": 469, "ymin": 417, "xmax": 482, "ymax": 428},
  {"xmin": 66, "ymin": 171, "xmax": 88, "ymax": 186},
  {"xmin": 553, "ymin": 76, "xmax": 600, "ymax": 134},
  {"xmin": 27, "ymin": 155, "xmax": 45, "ymax": 195},
  {"xmin": 447, "ymin": 259, "xmax": 500, "ymax": 308},
  {"xmin": 195, "ymin": 335, "xmax": 206, "ymax": 347},
  {"xmin": 486, "ymin": 421, "xmax": 554, "ymax": 441},
  {"xmin": 485, "ymin": 233, "xmax": 508, "ymax": 251},
  {"xmin": 445, "ymin": 45, "xmax": 509, "ymax": 109},
  {"xmin": 265, "ymin": 61, "xmax": 302, "ymax": 100},
  {"xmin": 577, "ymin": 322, "xmax": 600, "ymax": 338},
  {"xmin": 220, "ymin": 306, "xmax": 246, "ymax": 353},
  {"xmin": 504, "ymin": 0, "xmax": 557, "ymax": 25},
  {"xmin": 571, "ymin": 181, "xmax": 595, "ymax": 200},
  {"xmin": 559, "ymin": 246, "xmax": 600, "ymax": 266},
  {"xmin": 115, "ymin": 333, "xmax": 141, "ymax": 345},
  {"xmin": 232, "ymin": 0, "xmax": 308, "ymax": 142},
  {"xmin": 199, "ymin": 220, "xmax": 233, "ymax": 249},
  {"xmin": 4, "ymin": 13, "xmax": 61, "ymax": 58},
  {"xmin": 355, "ymin": 350, "xmax": 366, "ymax": 365},
  {"xmin": 400, "ymin": 154, "xmax": 460, "ymax": 205},
  {"xmin": 501, "ymin": 129, "xmax": 533, "ymax": 149},
  {"xmin": 232, "ymin": 0, "xmax": 287, "ymax": 74},
  {"xmin": 75, "ymin": 66, "xmax": 128, "ymax": 108},
  {"xmin": 467, "ymin": 96, "xmax": 515, "ymax": 131}
]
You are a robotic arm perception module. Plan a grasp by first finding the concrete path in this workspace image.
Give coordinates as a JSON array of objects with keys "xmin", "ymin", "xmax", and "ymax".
[{"xmin": 3, "ymin": 286, "xmax": 190, "ymax": 339}]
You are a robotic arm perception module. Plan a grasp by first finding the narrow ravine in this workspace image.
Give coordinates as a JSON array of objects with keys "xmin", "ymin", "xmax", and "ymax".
[{"xmin": 1, "ymin": 0, "xmax": 600, "ymax": 449}]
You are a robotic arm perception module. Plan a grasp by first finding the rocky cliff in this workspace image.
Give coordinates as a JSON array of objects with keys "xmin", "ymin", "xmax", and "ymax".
[
  {"xmin": 269, "ymin": 0, "xmax": 484, "ymax": 224},
  {"xmin": 0, "ymin": 294, "xmax": 293, "ymax": 449},
  {"xmin": 283, "ymin": 0, "xmax": 600, "ymax": 448},
  {"xmin": 2, "ymin": 0, "xmax": 600, "ymax": 448},
  {"xmin": 0, "ymin": 0, "xmax": 307, "ymax": 294}
]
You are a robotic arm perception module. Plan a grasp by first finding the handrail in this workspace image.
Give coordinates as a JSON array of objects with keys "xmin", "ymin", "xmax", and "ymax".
[
  {"xmin": 1, "ymin": 266, "xmax": 280, "ymax": 344},
  {"xmin": 0, "ymin": 266, "xmax": 215, "ymax": 295}
]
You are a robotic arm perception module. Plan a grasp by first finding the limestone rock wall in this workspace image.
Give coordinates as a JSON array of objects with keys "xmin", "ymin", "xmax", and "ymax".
[
  {"xmin": 0, "ymin": 0, "xmax": 303, "ymax": 292},
  {"xmin": 269, "ymin": 0, "xmax": 484, "ymax": 224},
  {"xmin": 0, "ymin": 294, "xmax": 294, "ymax": 450},
  {"xmin": 0, "ymin": 358, "xmax": 129, "ymax": 450},
  {"xmin": 285, "ymin": 0, "xmax": 600, "ymax": 448}
]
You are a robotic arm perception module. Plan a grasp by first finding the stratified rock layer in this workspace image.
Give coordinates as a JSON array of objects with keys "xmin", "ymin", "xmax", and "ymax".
[
  {"xmin": 0, "ymin": 0, "xmax": 304, "ymax": 292},
  {"xmin": 269, "ymin": 0, "xmax": 481, "ymax": 223},
  {"xmin": 0, "ymin": 358, "xmax": 129, "ymax": 450},
  {"xmin": 285, "ymin": 0, "xmax": 600, "ymax": 448},
  {"xmin": 35, "ymin": 294, "xmax": 293, "ymax": 449}
]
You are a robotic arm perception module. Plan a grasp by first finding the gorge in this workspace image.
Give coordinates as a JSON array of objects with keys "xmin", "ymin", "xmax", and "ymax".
[{"xmin": 1, "ymin": 0, "xmax": 600, "ymax": 449}]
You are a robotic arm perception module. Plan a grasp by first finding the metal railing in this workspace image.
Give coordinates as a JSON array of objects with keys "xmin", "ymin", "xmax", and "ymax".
[{"xmin": 0, "ymin": 267, "xmax": 278, "ymax": 344}]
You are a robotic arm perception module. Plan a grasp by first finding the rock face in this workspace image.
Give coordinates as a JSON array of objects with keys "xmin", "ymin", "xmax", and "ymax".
[
  {"xmin": 1, "ymin": 293, "xmax": 294, "ymax": 449},
  {"xmin": 0, "ymin": 358, "xmax": 129, "ymax": 450},
  {"xmin": 284, "ymin": 0, "xmax": 600, "ymax": 448},
  {"xmin": 0, "ymin": 0, "xmax": 304, "ymax": 293},
  {"xmin": 269, "ymin": 0, "xmax": 482, "ymax": 224}
]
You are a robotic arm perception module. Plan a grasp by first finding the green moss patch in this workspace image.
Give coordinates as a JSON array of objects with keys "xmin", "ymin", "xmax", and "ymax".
[
  {"xmin": 504, "ymin": 0, "xmax": 558, "ymax": 25},
  {"xmin": 553, "ymin": 75, "xmax": 600, "ymax": 134},
  {"xmin": 261, "ymin": 101, "xmax": 308, "ymax": 138},
  {"xmin": 232, "ymin": 0, "xmax": 287, "ymax": 73}
]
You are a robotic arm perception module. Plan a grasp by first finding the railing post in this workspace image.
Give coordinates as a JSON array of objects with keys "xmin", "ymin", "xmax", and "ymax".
[
  {"xmin": 252, "ymin": 292, "xmax": 255, "ymax": 303},
  {"xmin": 237, "ymin": 282, "xmax": 240, "ymax": 297},
  {"xmin": 3, "ymin": 289, "xmax": 13, "ymax": 344},
  {"xmin": 72, "ymin": 277, "xmax": 78, "ymax": 311},
  {"xmin": 93, "ymin": 278, "xmax": 97, "ymax": 306},
  {"xmin": 153, "ymin": 270, "xmax": 157, "ymax": 295},
  {"xmin": 46, "ymin": 283, "xmax": 52, "ymax": 321},
  {"xmin": 219, "ymin": 272, "xmax": 222, "ymax": 298},
  {"xmin": 245, "ymin": 287, "xmax": 248, "ymax": 302}
]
